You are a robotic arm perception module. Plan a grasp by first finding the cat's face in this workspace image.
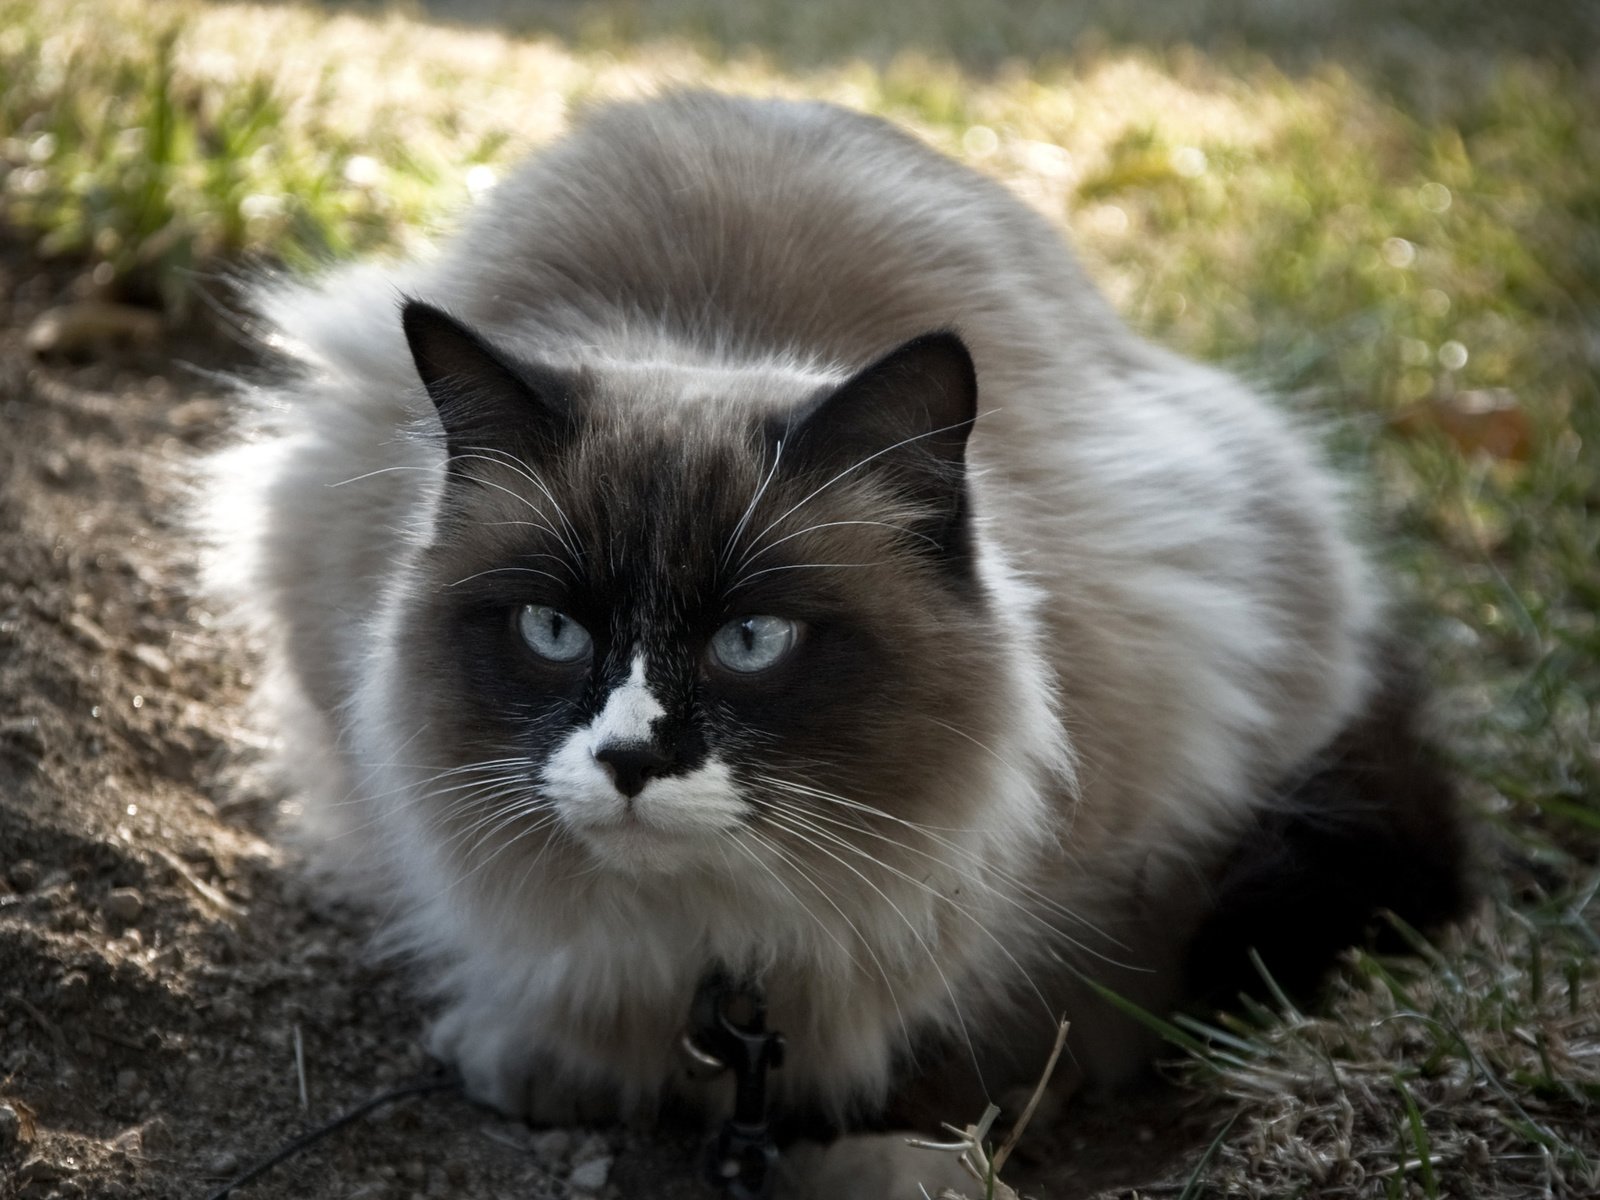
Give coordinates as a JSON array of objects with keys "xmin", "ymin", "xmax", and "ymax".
[{"xmin": 393, "ymin": 303, "xmax": 1013, "ymax": 884}]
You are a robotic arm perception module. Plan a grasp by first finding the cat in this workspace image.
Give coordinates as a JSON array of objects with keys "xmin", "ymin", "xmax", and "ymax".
[{"xmin": 202, "ymin": 89, "xmax": 1468, "ymax": 1187}]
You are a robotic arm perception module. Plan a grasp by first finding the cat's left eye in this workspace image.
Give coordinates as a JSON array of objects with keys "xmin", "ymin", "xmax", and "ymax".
[
  {"xmin": 708, "ymin": 615, "xmax": 800, "ymax": 674},
  {"xmin": 515, "ymin": 604, "xmax": 593, "ymax": 664}
]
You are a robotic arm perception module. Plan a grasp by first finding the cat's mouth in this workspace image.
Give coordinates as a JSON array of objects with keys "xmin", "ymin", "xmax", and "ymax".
[
  {"xmin": 541, "ymin": 753, "xmax": 748, "ymax": 873},
  {"xmin": 568, "ymin": 809, "xmax": 724, "ymax": 874}
]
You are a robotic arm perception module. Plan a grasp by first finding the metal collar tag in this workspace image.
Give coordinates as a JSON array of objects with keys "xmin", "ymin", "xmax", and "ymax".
[{"xmin": 682, "ymin": 969, "xmax": 786, "ymax": 1200}]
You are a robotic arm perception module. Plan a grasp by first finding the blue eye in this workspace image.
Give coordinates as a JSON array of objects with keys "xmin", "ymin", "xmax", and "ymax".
[
  {"xmin": 516, "ymin": 604, "xmax": 592, "ymax": 664},
  {"xmin": 709, "ymin": 615, "xmax": 799, "ymax": 674}
]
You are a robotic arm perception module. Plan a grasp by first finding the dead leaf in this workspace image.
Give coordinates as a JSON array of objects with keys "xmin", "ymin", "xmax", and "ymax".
[
  {"xmin": 27, "ymin": 301, "xmax": 163, "ymax": 358},
  {"xmin": 1392, "ymin": 388, "xmax": 1532, "ymax": 462}
]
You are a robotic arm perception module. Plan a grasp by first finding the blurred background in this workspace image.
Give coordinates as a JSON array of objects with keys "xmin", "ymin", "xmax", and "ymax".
[{"xmin": 1, "ymin": 1, "xmax": 1597, "ymax": 1196}]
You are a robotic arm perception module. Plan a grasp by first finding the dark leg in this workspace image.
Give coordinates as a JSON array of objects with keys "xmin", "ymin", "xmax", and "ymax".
[{"xmin": 1186, "ymin": 661, "xmax": 1474, "ymax": 1006}]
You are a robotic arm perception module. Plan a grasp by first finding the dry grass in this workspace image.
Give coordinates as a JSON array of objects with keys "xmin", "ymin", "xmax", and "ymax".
[{"xmin": 1157, "ymin": 915, "xmax": 1600, "ymax": 1197}]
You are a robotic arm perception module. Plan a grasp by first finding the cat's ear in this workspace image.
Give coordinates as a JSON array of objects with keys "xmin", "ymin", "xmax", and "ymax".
[
  {"xmin": 401, "ymin": 299, "xmax": 575, "ymax": 468},
  {"xmin": 783, "ymin": 331, "xmax": 977, "ymax": 558}
]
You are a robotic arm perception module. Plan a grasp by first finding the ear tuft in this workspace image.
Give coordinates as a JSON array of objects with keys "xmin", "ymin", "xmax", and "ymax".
[
  {"xmin": 401, "ymin": 299, "xmax": 574, "ymax": 467},
  {"xmin": 782, "ymin": 331, "xmax": 979, "ymax": 565},
  {"xmin": 791, "ymin": 332, "xmax": 976, "ymax": 467}
]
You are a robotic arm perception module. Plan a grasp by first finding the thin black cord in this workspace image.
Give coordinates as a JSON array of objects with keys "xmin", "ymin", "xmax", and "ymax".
[{"xmin": 201, "ymin": 1070, "xmax": 460, "ymax": 1200}]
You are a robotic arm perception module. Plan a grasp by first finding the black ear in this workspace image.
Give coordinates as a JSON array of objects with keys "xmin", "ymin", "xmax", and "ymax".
[
  {"xmin": 401, "ymin": 299, "xmax": 574, "ymax": 468},
  {"xmin": 782, "ymin": 331, "xmax": 978, "ymax": 560}
]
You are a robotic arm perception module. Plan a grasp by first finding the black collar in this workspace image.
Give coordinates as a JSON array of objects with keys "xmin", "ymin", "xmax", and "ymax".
[{"xmin": 683, "ymin": 968, "xmax": 786, "ymax": 1199}]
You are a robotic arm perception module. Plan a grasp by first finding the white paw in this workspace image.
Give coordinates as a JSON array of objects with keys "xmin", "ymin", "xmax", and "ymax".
[
  {"xmin": 777, "ymin": 1134, "xmax": 974, "ymax": 1200},
  {"xmin": 424, "ymin": 1002, "xmax": 617, "ymax": 1124}
]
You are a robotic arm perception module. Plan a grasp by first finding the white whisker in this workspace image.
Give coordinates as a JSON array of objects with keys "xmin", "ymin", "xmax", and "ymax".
[
  {"xmin": 735, "ymin": 519, "xmax": 941, "ymax": 571},
  {"xmin": 764, "ymin": 801, "xmax": 1057, "ymax": 1022},
  {"xmin": 737, "ymin": 417, "xmax": 976, "ymax": 561},
  {"xmin": 756, "ymin": 805, "xmax": 987, "ymax": 1093},
  {"xmin": 729, "ymin": 561, "xmax": 892, "ymax": 589},
  {"xmin": 457, "ymin": 444, "xmax": 582, "ymax": 553},
  {"xmin": 719, "ymin": 437, "xmax": 785, "ymax": 572},
  {"xmin": 447, "ymin": 564, "xmax": 568, "ymax": 589},
  {"xmin": 752, "ymin": 772, "xmax": 1129, "ymax": 958}
]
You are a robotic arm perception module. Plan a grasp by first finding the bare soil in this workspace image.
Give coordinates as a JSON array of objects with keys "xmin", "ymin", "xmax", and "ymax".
[{"xmin": 0, "ymin": 245, "xmax": 1220, "ymax": 1200}]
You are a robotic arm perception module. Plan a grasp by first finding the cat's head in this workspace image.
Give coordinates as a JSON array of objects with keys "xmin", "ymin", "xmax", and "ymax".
[{"xmin": 389, "ymin": 300, "xmax": 1052, "ymax": 886}]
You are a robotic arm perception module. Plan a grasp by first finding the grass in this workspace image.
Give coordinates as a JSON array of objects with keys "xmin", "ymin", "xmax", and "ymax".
[{"xmin": 4, "ymin": 0, "xmax": 1597, "ymax": 1194}]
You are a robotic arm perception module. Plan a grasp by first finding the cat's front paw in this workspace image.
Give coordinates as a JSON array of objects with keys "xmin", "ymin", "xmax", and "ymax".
[
  {"xmin": 777, "ymin": 1135, "xmax": 972, "ymax": 1200},
  {"xmin": 425, "ymin": 1002, "xmax": 618, "ymax": 1124}
]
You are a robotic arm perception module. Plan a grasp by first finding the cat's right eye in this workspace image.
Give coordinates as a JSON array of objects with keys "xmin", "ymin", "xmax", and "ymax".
[
  {"xmin": 708, "ymin": 615, "xmax": 800, "ymax": 674},
  {"xmin": 515, "ymin": 604, "xmax": 593, "ymax": 664}
]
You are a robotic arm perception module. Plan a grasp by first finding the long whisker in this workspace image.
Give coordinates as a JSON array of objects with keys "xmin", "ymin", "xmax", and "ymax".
[
  {"xmin": 739, "ymin": 826, "xmax": 928, "ymax": 1064},
  {"xmin": 447, "ymin": 808, "xmax": 563, "ymax": 891},
  {"xmin": 736, "ymin": 825, "xmax": 920, "ymax": 1062},
  {"xmin": 751, "ymin": 773, "xmax": 1127, "ymax": 954},
  {"xmin": 749, "ymin": 773, "xmax": 976, "ymax": 834},
  {"xmin": 440, "ymin": 450, "xmax": 581, "ymax": 560},
  {"xmin": 764, "ymin": 802, "xmax": 1058, "ymax": 1023},
  {"xmin": 446, "ymin": 564, "xmax": 568, "ymax": 589},
  {"xmin": 457, "ymin": 444, "xmax": 582, "ymax": 553},
  {"xmin": 720, "ymin": 437, "xmax": 785, "ymax": 572},
  {"xmin": 723, "ymin": 829, "xmax": 867, "ymax": 977},
  {"xmin": 737, "ymin": 418, "xmax": 976, "ymax": 562},
  {"xmin": 763, "ymin": 789, "xmax": 1121, "ymax": 967},
  {"xmin": 330, "ymin": 755, "xmax": 534, "ymax": 813},
  {"xmin": 477, "ymin": 525, "xmax": 584, "ymax": 582},
  {"xmin": 729, "ymin": 561, "xmax": 892, "ymax": 589},
  {"xmin": 756, "ymin": 806, "xmax": 986, "ymax": 1093},
  {"xmin": 327, "ymin": 463, "xmax": 437, "ymax": 489},
  {"xmin": 735, "ymin": 519, "xmax": 942, "ymax": 571}
]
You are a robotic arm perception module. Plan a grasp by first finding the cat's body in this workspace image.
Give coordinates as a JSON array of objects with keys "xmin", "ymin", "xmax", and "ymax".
[{"xmin": 206, "ymin": 91, "xmax": 1465, "ymax": 1156}]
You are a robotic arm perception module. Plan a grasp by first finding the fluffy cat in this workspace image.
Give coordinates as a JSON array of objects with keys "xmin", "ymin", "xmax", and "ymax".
[{"xmin": 204, "ymin": 90, "xmax": 1467, "ymax": 1177}]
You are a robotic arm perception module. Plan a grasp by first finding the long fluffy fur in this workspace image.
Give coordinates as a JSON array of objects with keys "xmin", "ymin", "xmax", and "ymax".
[{"xmin": 200, "ymin": 91, "xmax": 1441, "ymax": 1146}]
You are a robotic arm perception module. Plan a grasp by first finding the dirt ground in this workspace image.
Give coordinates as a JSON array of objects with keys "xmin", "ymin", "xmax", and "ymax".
[{"xmin": 0, "ymin": 243, "xmax": 1225, "ymax": 1200}]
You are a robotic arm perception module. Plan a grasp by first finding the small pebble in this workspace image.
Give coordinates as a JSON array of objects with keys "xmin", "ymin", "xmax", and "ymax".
[
  {"xmin": 128, "ymin": 643, "xmax": 173, "ymax": 681},
  {"xmin": 0, "ymin": 716, "xmax": 45, "ymax": 761},
  {"xmin": 19, "ymin": 1156, "xmax": 66, "ymax": 1182},
  {"xmin": 151, "ymin": 945, "xmax": 182, "ymax": 973},
  {"xmin": 8, "ymin": 860, "xmax": 39, "ymax": 892},
  {"xmin": 0, "ymin": 1102, "xmax": 19, "ymax": 1148},
  {"xmin": 567, "ymin": 1155, "xmax": 612, "ymax": 1193},
  {"xmin": 57, "ymin": 970, "xmax": 90, "ymax": 1012},
  {"xmin": 115, "ymin": 1068, "xmax": 140, "ymax": 1094},
  {"xmin": 528, "ymin": 1128, "xmax": 571, "ymax": 1166},
  {"xmin": 104, "ymin": 887, "xmax": 144, "ymax": 924},
  {"xmin": 139, "ymin": 1116, "xmax": 170, "ymax": 1153},
  {"xmin": 41, "ymin": 452, "xmax": 73, "ymax": 483},
  {"xmin": 207, "ymin": 1151, "xmax": 240, "ymax": 1176}
]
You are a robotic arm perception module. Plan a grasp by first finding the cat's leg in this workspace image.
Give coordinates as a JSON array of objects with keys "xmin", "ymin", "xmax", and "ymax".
[{"xmin": 1185, "ymin": 660, "xmax": 1472, "ymax": 1005}]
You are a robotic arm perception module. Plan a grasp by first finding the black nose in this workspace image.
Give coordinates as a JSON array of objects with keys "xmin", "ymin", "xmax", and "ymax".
[{"xmin": 594, "ymin": 742, "xmax": 674, "ymax": 798}]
